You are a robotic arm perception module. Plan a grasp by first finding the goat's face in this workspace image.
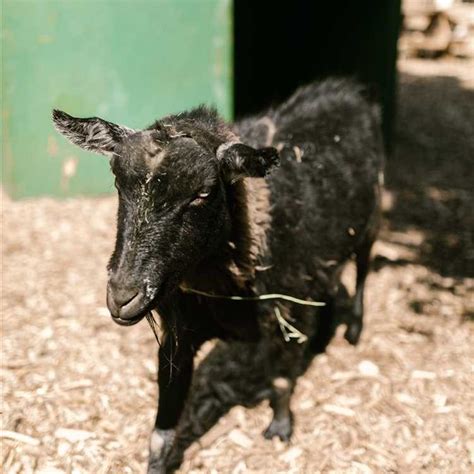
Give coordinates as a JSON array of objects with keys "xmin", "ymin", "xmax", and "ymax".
[
  {"xmin": 107, "ymin": 132, "xmax": 230, "ymax": 325},
  {"xmin": 53, "ymin": 109, "xmax": 278, "ymax": 325}
]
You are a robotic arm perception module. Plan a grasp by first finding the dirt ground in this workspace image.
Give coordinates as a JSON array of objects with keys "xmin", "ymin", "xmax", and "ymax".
[{"xmin": 2, "ymin": 56, "xmax": 473, "ymax": 474}]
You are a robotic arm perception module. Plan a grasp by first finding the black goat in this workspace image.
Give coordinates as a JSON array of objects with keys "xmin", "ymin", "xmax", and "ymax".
[{"xmin": 53, "ymin": 79, "xmax": 384, "ymax": 473}]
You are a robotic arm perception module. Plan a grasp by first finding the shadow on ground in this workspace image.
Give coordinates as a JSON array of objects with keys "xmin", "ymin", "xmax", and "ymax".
[
  {"xmin": 168, "ymin": 339, "xmax": 315, "ymax": 469},
  {"xmin": 382, "ymin": 72, "xmax": 474, "ymax": 279}
]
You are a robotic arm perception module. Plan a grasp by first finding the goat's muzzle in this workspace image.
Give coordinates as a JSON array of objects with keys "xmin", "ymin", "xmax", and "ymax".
[{"xmin": 107, "ymin": 279, "xmax": 147, "ymax": 326}]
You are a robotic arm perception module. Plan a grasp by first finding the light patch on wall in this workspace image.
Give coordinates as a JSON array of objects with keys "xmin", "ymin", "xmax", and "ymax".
[
  {"xmin": 61, "ymin": 156, "xmax": 78, "ymax": 192},
  {"xmin": 47, "ymin": 136, "xmax": 58, "ymax": 156}
]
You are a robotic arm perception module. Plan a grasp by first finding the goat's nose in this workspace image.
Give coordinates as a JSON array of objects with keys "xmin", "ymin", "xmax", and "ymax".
[{"xmin": 107, "ymin": 280, "xmax": 144, "ymax": 320}]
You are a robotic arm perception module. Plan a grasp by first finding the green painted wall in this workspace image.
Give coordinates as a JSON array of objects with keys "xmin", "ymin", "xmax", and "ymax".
[{"xmin": 2, "ymin": 0, "xmax": 232, "ymax": 198}]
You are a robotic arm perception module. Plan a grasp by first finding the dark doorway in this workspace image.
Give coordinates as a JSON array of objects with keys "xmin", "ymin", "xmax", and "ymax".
[{"xmin": 234, "ymin": 1, "xmax": 401, "ymax": 152}]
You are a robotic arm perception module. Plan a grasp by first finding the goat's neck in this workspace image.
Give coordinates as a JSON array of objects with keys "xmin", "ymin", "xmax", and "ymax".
[{"xmin": 184, "ymin": 178, "xmax": 271, "ymax": 296}]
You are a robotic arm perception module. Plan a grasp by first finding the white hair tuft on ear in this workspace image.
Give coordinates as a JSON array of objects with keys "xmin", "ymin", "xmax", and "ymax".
[{"xmin": 52, "ymin": 109, "xmax": 135, "ymax": 157}]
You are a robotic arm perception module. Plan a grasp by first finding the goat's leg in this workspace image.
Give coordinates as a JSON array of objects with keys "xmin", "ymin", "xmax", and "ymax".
[
  {"xmin": 308, "ymin": 296, "xmax": 337, "ymax": 354},
  {"xmin": 148, "ymin": 335, "xmax": 194, "ymax": 474},
  {"xmin": 344, "ymin": 237, "xmax": 374, "ymax": 345},
  {"xmin": 263, "ymin": 376, "xmax": 294, "ymax": 441}
]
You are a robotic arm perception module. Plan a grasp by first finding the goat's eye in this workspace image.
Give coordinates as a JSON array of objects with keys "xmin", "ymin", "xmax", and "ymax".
[{"xmin": 190, "ymin": 188, "xmax": 211, "ymax": 206}]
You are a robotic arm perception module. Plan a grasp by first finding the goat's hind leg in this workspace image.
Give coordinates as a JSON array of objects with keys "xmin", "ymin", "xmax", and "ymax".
[
  {"xmin": 263, "ymin": 376, "xmax": 294, "ymax": 441},
  {"xmin": 344, "ymin": 237, "xmax": 374, "ymax": 345}
]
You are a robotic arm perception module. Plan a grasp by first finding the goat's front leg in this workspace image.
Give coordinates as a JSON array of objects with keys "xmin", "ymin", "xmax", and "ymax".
[{"xmin": 147, "ymin": 334, "xmax": 194, "ymax": 474}]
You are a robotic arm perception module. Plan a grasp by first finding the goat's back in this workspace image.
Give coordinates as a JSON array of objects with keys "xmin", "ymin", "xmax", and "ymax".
[{"xmin": 238, "ymin": 79, "xmax": 384, "ymax": 296}]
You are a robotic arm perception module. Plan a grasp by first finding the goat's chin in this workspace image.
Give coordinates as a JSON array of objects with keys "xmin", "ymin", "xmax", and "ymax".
[
  {"xmin": 109, "ymin": 297, "xmax": 156, "ymax": 327},
  {"xmin": 111, "ymin": 312, "xmax": 146, "ymax": 327}
]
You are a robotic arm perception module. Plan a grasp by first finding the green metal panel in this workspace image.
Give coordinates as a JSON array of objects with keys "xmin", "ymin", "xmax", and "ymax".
[{"xmin": 2, "ymin": 0, "xmax": 232, "ymax": 198}]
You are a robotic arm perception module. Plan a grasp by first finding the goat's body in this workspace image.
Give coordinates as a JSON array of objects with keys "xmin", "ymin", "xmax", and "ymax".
[
  {"xmin": 236, "ymin": 80, "xmax": 383, "ymax": 350},
  {"xmin": 53, "ymin": 78, "xmax": 384, "ymax": 473},
  {"xmin": 177, "ymin": 80, "xmax": 382, "ymax": 451},
  {"xmin": 240, "ymin": 80, "xmax": 382, "ymax": 299},
  {"xmin": 159, "ymin": 80, "xmax": 384, "ymax": 470},
  {"xmin": 151, "ymin": 80, "xmax": 385, "ymax": 471}
]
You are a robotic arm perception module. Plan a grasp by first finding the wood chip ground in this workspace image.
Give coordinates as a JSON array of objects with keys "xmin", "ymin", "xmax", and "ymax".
[{"xmin": 2, "ymin": 56, "xmax": 473, "ymax": 473}]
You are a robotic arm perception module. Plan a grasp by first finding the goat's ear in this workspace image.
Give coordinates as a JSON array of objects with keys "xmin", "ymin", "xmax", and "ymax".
[
  {"xmin": 217, "ymin": 142, "xmax": 280, "ymax": 182},
  {"xmin": 52, "ymin": 109, "xmax": 135, "ymax": 157}
]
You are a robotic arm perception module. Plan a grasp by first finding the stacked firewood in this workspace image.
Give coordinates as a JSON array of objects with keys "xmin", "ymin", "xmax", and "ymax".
[{"xmin": 400, "ymin": 0, "xmax": 474, "ymax": 57}]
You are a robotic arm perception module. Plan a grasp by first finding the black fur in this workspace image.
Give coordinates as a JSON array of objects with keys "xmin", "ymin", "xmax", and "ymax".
[{"xmin": 53, "ymin": 78, "xmax": 384, "ymax": 473}]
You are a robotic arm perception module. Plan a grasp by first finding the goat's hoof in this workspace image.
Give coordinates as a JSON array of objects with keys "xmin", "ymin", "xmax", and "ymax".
[
  {"xmin": 263, "ymin": 417, "xmax": 293, "ymax": 442},
  {"xmin": 147, "ymin": 459, "xmax": 168, "ymax": 474},
  {"xmin": 344, "ymin": 321, "xmax": 362, "ymax": 345},
  {"xmin": 147, "ymin": 429, "xmax": 176, "ymax": 474}
]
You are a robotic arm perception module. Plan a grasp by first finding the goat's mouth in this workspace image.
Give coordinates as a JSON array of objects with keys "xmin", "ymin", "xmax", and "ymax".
[
  {"xmin": 108, "ymin": 295, "xmax": 157, "ymax": 327},
  {"xmin": 111, "ymin": 312, "xmax": 146, "ymax": 327},
  {"xmin": 106, "ymin": 276, "xmax": 176, "ymax": 327},
  {"xmin": 107, "ymin": 284, "xmax": 156, "ymax": 327}
]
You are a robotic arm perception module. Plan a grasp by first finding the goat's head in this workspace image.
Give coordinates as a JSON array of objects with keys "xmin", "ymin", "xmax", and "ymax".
[{"xmin": 53, "ymin": 108, "xmax": 279, "ymax": 326}]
